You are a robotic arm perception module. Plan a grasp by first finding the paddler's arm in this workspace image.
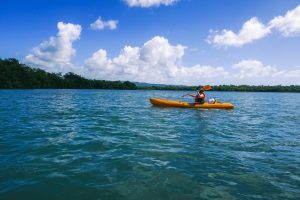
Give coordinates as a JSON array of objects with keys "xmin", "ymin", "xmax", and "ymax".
[{"xmin": 182, "ymin": 94, "xmax": 196, "ymax": 97}]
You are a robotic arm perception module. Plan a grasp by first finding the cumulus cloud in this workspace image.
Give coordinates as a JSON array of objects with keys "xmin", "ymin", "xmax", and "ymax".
[
  {"xmin": 84, "ymin": 36, "xmax": 228, "ymax": 84},
  {"xmin": 269, "ymin": 5, "xmax": 300, "ymax": 36},
  {"xmin": 124, "ymin": 0, "xmax": 177, "ymax": 8},
  {"xmin": 25, "ymin": 22, "xmax": 82, "ymax": 73},
  {"xmin": 233, "ymin": 59, "xmax": 283, "ymax": 78},
  {"xmin": 90, "ymin": 17, "xmax": 118, "ymax": 30},
  {"xmin": 208, "ymin": 18, "xmax": 271, "ymax": 47},
  {"xmin": 230, "ymin": 59, "xmax": 295, "ymax": 85},
  {"xmin": 83, "ymin": 36, "xmax": 300, "ymax": 85},
  {"xmin": 208, "ymin": 4, "xmax": 300, "ymax": 47},
  {"xmin": 284, "ymin": 68, "xmax": 300, "ymax": 78},
  {"xmin": 24, "ymin": 22, "xmax": 300, "ymax": 85}
]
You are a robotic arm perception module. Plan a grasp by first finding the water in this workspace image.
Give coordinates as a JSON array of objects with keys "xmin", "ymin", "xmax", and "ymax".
[{"xmin": 0, "ymin": 90, "xmax": 299, "ymax": 200}]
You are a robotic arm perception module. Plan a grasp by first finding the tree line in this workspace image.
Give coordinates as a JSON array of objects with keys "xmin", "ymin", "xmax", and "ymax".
[
  {"xmin": 1, "ymin": 58, "xmax": 299, "ymax": 92},
  {"xmin": 138, "ymin": 84, "xmax": 300, "ymax": 92},
  {"xmin": 0, "ymin": 58, "xmax": 137, "ymax": 89}
]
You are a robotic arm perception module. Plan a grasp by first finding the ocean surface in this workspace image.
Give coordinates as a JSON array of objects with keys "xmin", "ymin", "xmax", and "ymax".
[{"xmin": 0, "ymin": 90, "xmax": 299, "ymax": 200}]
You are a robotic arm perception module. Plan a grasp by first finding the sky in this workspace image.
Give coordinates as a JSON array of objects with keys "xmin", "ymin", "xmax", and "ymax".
[{"xmin": 1, "ymin": 0, "xmax": 300, "ymax": 85}]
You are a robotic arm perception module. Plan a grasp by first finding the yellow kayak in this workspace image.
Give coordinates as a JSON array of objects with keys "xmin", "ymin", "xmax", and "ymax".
[{"xmin": 150, "ymin": 98, "xmax": 234, "ymax": 109}]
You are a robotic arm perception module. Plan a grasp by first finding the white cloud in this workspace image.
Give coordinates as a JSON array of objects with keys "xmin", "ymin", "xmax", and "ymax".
[
  {"xmin": 124, "ymin": 0, "xmax": 177, "ymax": 8},
  {"xmin": 208, "ymin": 17, "xmax": 271, "ymax": 47},
  {"xmin": 284, "ymin": 68, "xmax": 300, "ymax": 78},
  {"xmin": 208, "ymin": 4, "xmax": 300, "ymax": 47},
  {"xmin": 269, "ymin": 5, "xmax": 300, "ymax": 36},
  {"xmin": 24, "ymin": 23, "xmax": 300, "ymax": 85},
  {"xmin": 232, "ymin": 59, "xmax": 282, "ymax": 78},
  {"xmin": 175, "ymin": 65, "xmax": 229, "ymax": 85},
  {"xmin": 83, "ymin": 36, "xmax": 300, "ymax": 85},
  {"xmin": 230, "ymin": 59, "xmax": 295, "ymax": 85},
  {"xmin": 282, "ymin": 68, "xmax": 300, "ymax": 85},
  {"xmin": 25, "ymin": 22, "xmax": 82, "ymax": 73},
  {"xmin": 84, "ymin": 36, "xmax": 228, "ymax": 85},
  {"xmin": 90, "ymin": 17, "xmax": 118, "ymax": 30}
]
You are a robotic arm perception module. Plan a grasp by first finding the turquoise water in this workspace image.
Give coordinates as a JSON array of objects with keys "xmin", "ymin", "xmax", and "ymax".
[{"xmin": 0, "ymin": 90, "xmax": 299, "ymax": 200}]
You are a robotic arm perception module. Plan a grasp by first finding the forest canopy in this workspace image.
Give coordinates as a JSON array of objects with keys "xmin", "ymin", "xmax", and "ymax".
[
  {"xmin": 1, "ymin": 58, "xmax": 299, "ymax": 92},
  {"xmin": 0, "ymin": 58, "xmax": 137, "ymax": 89}
]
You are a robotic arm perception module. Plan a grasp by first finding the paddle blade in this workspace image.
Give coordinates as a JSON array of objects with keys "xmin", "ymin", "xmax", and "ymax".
[{"xmin": 203, "ymin": 85, "xmax": 212, "ymax": 90}]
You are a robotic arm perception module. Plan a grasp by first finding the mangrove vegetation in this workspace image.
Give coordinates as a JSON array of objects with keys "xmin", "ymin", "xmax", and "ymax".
[
  {"xmin": 0, "ymin": 58, "xmax": 137, "ymax": 89},
  {"xmin": 1, "ymin": 58, "xmax": 299, "ymax": 92},
  {"xmin": 138, "ymin": 84, "xmax": 300, "ymax": 92}
]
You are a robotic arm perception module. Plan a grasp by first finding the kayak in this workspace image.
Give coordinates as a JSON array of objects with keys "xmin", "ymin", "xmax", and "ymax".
[{"xmin": 150, "ymin": 98, "xmax": 234, "ymax": 109}]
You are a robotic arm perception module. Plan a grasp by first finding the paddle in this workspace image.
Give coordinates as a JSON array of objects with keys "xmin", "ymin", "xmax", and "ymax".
[
  {"xmin": 202, "ymin": 85, "xmax": 212, "ymax": 91},
  {"xmin": 182, "ymin": 85, "xmax": 212, "ymax": 97}
]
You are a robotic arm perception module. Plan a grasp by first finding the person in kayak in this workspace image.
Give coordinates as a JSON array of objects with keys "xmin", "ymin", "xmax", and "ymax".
[{"xmin": 182, "ymin": 89, "xmax": 206, "ymax": 104}]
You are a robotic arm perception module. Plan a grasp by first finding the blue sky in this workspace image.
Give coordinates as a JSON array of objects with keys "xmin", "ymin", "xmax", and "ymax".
[{"xmin": 1, "ymin": 0, "xmax": 300, "ymax": 85}]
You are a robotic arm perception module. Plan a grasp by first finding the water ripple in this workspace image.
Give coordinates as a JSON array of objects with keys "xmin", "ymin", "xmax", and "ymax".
[{"xmin": 0, "ymin": 90, "xmax": 299, "ymax": 199}]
